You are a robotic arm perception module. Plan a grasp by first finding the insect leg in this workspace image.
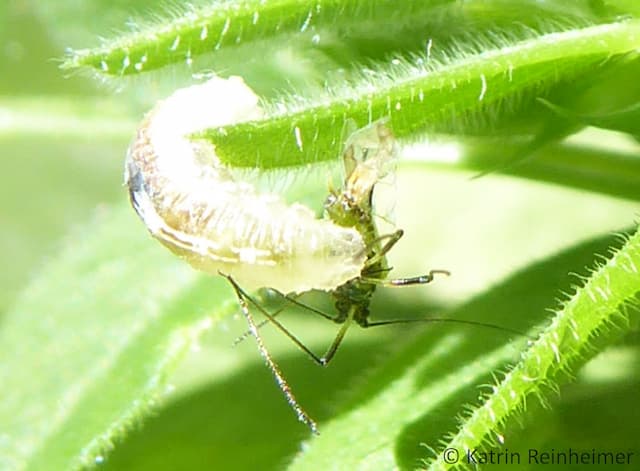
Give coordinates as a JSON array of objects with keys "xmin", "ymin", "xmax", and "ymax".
[
  {"xmin": 360, "ymin": 269, "xmax": 450, "ymax": 286},
  {"xmin": 378, "ymin": 269, "xmax": 451, "ymax": 287},
  {"xmin": 221, "ymin": 273, "xmax": 328, "ymax": 366},
  {"xmin": 232, "ymin": 292, "xmax": 303, "ymax": 346},
  {"xmin": 221, "ymin": 273, "xmax": 319, "ymax": 434},
  {"xmin": 376, "ymin": 229, "xmax": 404, "ymax": 256},
  {"xmin": 280, "ymin": 293, "xmax": 342, "ymax": 322},
  {"xmin": 221, "ymin": 274, "xmax": 356, "ymax": 367},
  {"xmin": 317, "ymin": 306, "xmax": 355, "ymax": 366},
  {"xmin": 362, "ymin": 229, "xmax": 404, "ymax": 268},
  {"xmin": 232, "ymin": 292, "xmax": 341, "ymax": 346},
  {"xmin": 362, "ymin": 228, "xmax": 450, "ymax": 286}
]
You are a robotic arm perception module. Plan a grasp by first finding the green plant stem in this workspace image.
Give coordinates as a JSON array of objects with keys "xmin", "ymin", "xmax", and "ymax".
[
  {"xmin": 201, "ymin": 20, "xmax": 640, "ymax": 169},
  {"xmin": 427, "ymin": 227, "xmax": 640, "ymax": 469},
  {"xmin": 63, "ymin": 0, "xmax": 454, "ymax": 76}
]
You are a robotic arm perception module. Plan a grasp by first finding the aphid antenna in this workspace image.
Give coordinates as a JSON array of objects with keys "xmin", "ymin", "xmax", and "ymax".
[
  {"xmin": 363, "ymin": 317, "xmax": 534, "ymax": 341},
  {"xmin": 362, "ymin": 269, "xmax": 533, "ymax": 340}
]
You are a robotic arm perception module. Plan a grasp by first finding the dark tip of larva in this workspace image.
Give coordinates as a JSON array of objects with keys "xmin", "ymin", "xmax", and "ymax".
[
  {"xmin": 125, "ymin": 159, "xmax": 147, "ymax": 216},
  {"xmin": 126, "ymin": 159, "xmax": 143, "ymax": 190}
]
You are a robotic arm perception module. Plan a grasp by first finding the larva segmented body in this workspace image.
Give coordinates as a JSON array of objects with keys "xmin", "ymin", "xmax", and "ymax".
[{"xmin": 125, "ymin": 77, "xmax": 368, "ymax": 293}]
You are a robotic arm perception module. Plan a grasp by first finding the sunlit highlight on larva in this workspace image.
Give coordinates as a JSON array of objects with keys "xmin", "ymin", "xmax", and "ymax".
[{"xmin": 125, "ymin": 76, "xmax": 378, "ymax": 294}]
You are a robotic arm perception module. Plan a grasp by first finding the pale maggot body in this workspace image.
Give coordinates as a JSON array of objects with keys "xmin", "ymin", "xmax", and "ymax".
[{"xmin": 125, "ymin": 77, "xmax": 368, "ymax": 293}]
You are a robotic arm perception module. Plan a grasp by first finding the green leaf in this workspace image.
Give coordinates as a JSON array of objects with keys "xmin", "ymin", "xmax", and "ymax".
[
  {"xmin": 289, "ymin": 229, "xmax": 640, "ymax": 470},
  {"xmin": 62, "ymin": 0, "xmax": 618, "ymax": 79},
  {"xmin": 62, "ymin": 0, "xmax": 461, "ymax": 77},
  {"xmin": 428, "ymin": 229, "xmax": 640, "ymax": 469},
  {"xmin": 0, "ymin": 206, "xmax": 234, "ymax": 470},
  {"xmin": 202, "ymin": 20, "xmax": 640, "ymax": 169}
]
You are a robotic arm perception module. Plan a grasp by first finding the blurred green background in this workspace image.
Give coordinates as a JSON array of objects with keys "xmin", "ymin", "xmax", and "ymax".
[{"xmin": 1, "ymin": 2, "xmax": 123, "ymax": 311}]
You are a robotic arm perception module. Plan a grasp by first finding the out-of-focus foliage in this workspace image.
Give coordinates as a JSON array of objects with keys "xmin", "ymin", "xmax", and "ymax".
[{"xmin": 1, "ymin": 1, "xmax": 639, "ymax": 470}]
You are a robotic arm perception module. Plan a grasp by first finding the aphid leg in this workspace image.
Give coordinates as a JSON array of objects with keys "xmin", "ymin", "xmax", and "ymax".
[
  {"xmin": 222, "ymin": 274, "xmax": 355, "ymax": 367},
  {"xmin": 363, "ymin": 229, "xmax": 450, "ymax": 286},
  {"xmin": 376, "ymin": 229, "xmax": 404, "ymax": 256},
  {"xmin": 280, "ymin": 293, "xmax": 341, "ymax": 322},
  {"xmin": 365, "ymin": 229, "xmax": 404, "ymax": 265},
  {"xmin": 278, "ymin": 296, "xmax": 355, "ymax": 366},
  {"xmin": 233, "ymin": 292, "xmax": 339, "ymax": 346},
  {"xmin": 274, "ymin": 294, "xmax": 361, "ymax": 365},
  {"xmin": 232, "ymin": 292, "xmax": 303, "ymax": 346},
  {"xmin": 232, "ymin": 317, "xmax": 268, "ymax": 346},
  {"xmin": 318, "ymin": 306, "xmax": 355, "ymax": 366},
  {"xmin": 221, "ymin": 272, "xmax": 319, "ymax": 434},
  {"xmin": 221, "ymin": 273, "xmax": 329, "ymax": 365},
  {"xmin": 362, "ymin": 269, "xmax": 450, "ymax": 287},
  {"xmin": 387, "ymin": 270, "xmax": 451, "ymax": 286}
]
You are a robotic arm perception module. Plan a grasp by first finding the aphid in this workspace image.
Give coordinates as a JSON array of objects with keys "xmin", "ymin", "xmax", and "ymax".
[
  {"xmin": 125, "ymin": 76, "xmax": 367, "ymax": 294},
  {"xmin": 223, "ymin": 120, "xmax": 449, "ymax": 433}
]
